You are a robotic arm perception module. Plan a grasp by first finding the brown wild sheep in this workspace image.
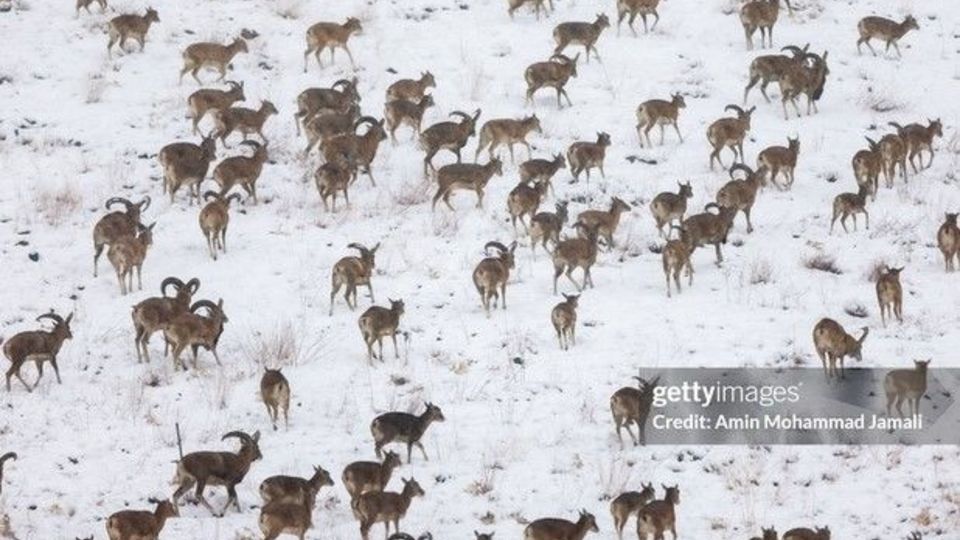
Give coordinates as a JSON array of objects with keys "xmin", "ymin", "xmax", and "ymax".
[
  {"xmin": 875, "ymin": 266, "xmax": 904, "ymax": 326},
  {"xmin": 812, "ymin": 318, "xmax": 867, "ymax": 379}
]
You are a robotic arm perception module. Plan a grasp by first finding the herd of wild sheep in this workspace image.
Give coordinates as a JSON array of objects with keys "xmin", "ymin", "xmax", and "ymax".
[{"xmin": 0, "ymin": 0, "xmax": 948, "ymax": 538}]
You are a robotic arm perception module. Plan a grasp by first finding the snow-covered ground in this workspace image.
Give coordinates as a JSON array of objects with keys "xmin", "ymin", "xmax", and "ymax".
[{"xmin": 1, "ymin": 0, "xmax": 958, "ymax": 537}]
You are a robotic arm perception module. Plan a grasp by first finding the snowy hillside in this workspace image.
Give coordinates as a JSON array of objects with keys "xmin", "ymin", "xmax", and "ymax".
[{"xmin": 0, "ymin": 0, "xmax": 958, "ymax": 538}]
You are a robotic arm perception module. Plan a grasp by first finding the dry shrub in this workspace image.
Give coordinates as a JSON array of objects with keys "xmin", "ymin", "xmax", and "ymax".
[
  {"xmin": 241, "ymin": 320, "xmax": 323, "ymax": 370},
  {"xmin": 86, "ymin": 74, "xmax": 107, "ymax": 104},
  {"xmin": 857, "ymin": 85, "xmax": 904, "ymax": 113},
  {"xmin": 34, "ymin": 182, "xmax": 83, "ymax": 226},
  {"xmin": 393, "ymin": 180, "xmax": 432, "ymax": 207},
  {"xmin": 466, "ymin": 464, "xmax": 496, "ymax": 496},
  {"xmin": 802, "ymin": 252, "xmax": 841, "ymax": 274},
  {"xmin": 749, "ymin": 258, "xmax": 774, "ymax": 285}
]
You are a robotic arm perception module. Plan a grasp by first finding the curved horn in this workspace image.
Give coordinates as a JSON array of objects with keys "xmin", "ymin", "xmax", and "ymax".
[
  {"xmin": 347, "ymin": 242, "xmax": 368, "ymax": 253},
  {"xmin": 221, "ymin": 431, "xmax": 252, "ymax": 445},
  {"xmin": 0, "ymin": 452, "xmax": 16, "ymax": 465},
  {"xmin": 729, "ymin": 163, "xmax": 755, "ymax": 178},
  {"xmin": 105, "ymin": 197, "xmax": 133, "ymax": 210},
  {"xmin": 704, "ymin": 202, "xmax": 721, "ymax": 213},
  {"xmin": 203, "ymin": 190, "xmax": 222, "ymax": 202},
  {"xmin": 161, "ymin": 277, "xmax": 185, "ymax": 296},
  {"xmin": 190, "ymin": 299, "xmax": 220, "ymax": 313},
  {"xmin": 724, "ymin": 104, "xmax": 745, "ymax": 115},
  {"xmin": 226, "ymin": 193, "xmax": 242, "ymax": 205},
  {"xmin": 780, "ymin": 45, "xmax": 805, "ymax": 58},
  {"xmin": 138, "ymin": 195, "xmax": 151, "ymax": 211},
  {"xmin": 239, "ymin": 140, "xmax": 262, "ymax": 151},
  {"xmin": 36, "ymin": 312, "xmax": 64, "ymax": 325},
  {"xmin": 449, "ymin": 110, "xmax": 471, "ymax": 121},
  {"xmin": 549, "ymin": 54, "xmax": 572, "ymax": 64},
  {"xmin": 484, "ymin": 241, "xmax": 508, "ymax": 254},
  {"xmin": 802, "ymin": 52, "xmax": 823, "ymax": 65},
  {"xmin": 864, "ymin": 136, "xmax": 877, "ymax": 148},
  {"xmin": 353, "ymin": 116, "xmax": 379, "ymax": 131},
  {"xmin": 186, "ymin": 278, "xmax": 201, "ymax": 293},
  {"xmin": 331, "ymin": 78, "xmax": 353, "ymax": 90}
]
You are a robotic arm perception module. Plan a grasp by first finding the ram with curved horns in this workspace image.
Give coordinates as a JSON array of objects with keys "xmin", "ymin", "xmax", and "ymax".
[
  {"xmin": 743, "ymin": 44, "xmax": 808, "ymax": 104},
  {"xmin": 419, "ymin": 109, "xmax": 482, "ymax": 177},
  {"xmin": 706, "ymin": 104, "xmax": 755, "ymax": 170},
  {"xmin": 319, "ymin": 116, "xmax": 388, "ymax": 186},
  {"xmin": 473, "ymin": 241, "xmax": 517, "ymax": 317},
  {"xmin": 777, "ymin": 51, "xmax": 829, "ymax": 120},
  {"xmin": 525, "ymin": 54, "xmax": 579, "ymax": 109},
  {"xmin": 93, "ymin": 196, "xmax": 151, "ymax": 278},
  {"xmin": 330, "ymin": 242, "xmax": 381, "ymax": 315},
  {"xmin": 172, "ymin": 430, "xmax": 262, "ymax": 516},
  {"xmin": 294, "ymin": 78, "xmax": 361, "ymax": 136},
  {"xmin": 163, "ymin": 299, "xmax": 228, "ymax": 371},
  {"xmin": 132, "ymin": 277, "xmax": 200, "ymax": 363},
  {"xmin": 2, "ymin": 311, "xmax": 73, "ymax": 392},
  {"xmin": 716, "ymin": 163, "xmax": 764, "ymax": 233},
  {"xmin": 187, "ymin": 80, "xmax": 245, "ymax": 136}
]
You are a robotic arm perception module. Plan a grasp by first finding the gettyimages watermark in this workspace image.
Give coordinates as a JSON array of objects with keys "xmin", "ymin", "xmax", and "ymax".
[{"xmin": 634, "ymin": 366, "xmax": 959, "ymax": 444}]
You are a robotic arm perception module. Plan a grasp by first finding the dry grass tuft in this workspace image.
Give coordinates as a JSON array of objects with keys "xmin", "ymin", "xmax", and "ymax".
[
  {"xmin": 802, "ymin": 252, "xmax": 842, "ymax": 274},
  {"xmin": 34, "ymin": 182, "xmax": 83, "ymax": 226}
]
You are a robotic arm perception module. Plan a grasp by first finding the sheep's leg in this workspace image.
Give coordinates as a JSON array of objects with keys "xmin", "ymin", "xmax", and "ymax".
[
  {"xmin": 343, "ymin": 44, "xmax": 357, "ymax": 69},
  {"xmin": 303, "ymin": 47, "xmax": 314, "ymax": 72},
  {"xmin": 92, "ymin": 244, "xmax": 104, "ymax": 277},
  {"xmin": 8, "ymin": 363, "xmax": 32, "ymax": 392},
  {"xmin": 134, "ymin": 327, "xmax": 146, "ymax": 363},
  {"xmin": 314, "ymin": 46, "xmax": 324, "ymax": 69},
  {"xmin": 50, "ymin": 356, "xmax": 62, "ymax": 384},
  {"xmin": 172, "ymin": 478, "xmax": 194, "ymax": 505},
  {"xmin": 415, "ymin": 440, "xmax": 429, "ymax": 461},
  {"xmin": 623, "ymin": 422, "xmax": 638, "ymax": 446},
  {"xmin": 116, "ymin": 268, "xmax": 126, "ymax": 295},
  {"xmin": 565, "ymin": 267, "xmax": 581, "ymax": 290}
]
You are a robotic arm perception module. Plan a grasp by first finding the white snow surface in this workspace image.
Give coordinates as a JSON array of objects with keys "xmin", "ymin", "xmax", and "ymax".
[{"xmin": 0, "ymin": 0, "xmax": 959, "ymax": 538}]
